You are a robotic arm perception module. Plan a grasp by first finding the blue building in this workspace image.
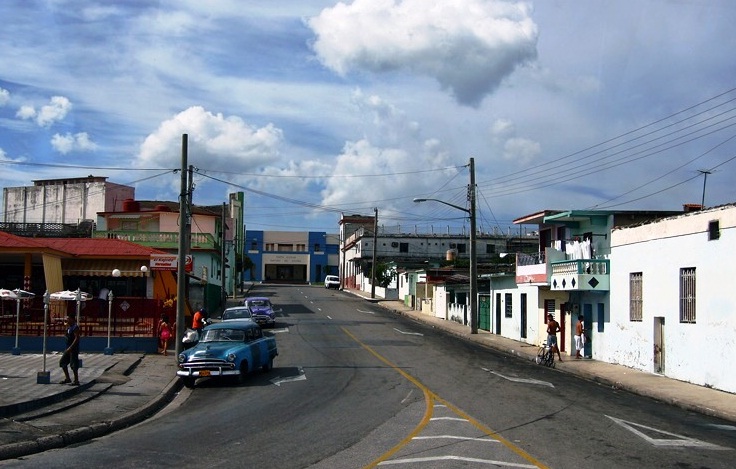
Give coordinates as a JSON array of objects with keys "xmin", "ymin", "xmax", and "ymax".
[{"xmin": 245, "ymin": 230, "xmax": 339, "ymax": 284}]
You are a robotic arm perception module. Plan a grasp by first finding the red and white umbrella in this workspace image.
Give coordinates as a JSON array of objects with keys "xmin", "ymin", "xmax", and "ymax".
[
  {"xmin": 0, "ymin": 289, "xmax": 18, "ymax": 300},
  {"xmin": 50, "ymin": 290, "xmax": 90, "ymax": 301}
]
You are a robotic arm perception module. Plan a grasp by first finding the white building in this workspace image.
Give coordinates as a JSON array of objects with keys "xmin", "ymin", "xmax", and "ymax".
[
  {"xmin": 607, "ymin": 203, "xmax": 736, "ymax": 393},
  {"xmin": 3, "ymin": 176, "xmax": 133, "ymax": 225}
]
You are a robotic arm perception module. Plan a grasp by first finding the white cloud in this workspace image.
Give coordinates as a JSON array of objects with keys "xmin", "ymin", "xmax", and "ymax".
[
  {"xmin": 489, "ymin": 118, "xmax": 540, "ymax": 164},
  {"xmin": 15, "ymin": 96, "xmax": 72, "ymax": 127},
  {"xmin": 0, "ymin": 88, "xmax": 9, "ymax": 107},
  {"xmin": 51, "ymin": 132, "xmax": 97, "ymax": 154},
  {"xmin": 137, "ymin": 106, "xmax": 284, "ymax": 170},
  {"xmin": 308, "ymin": 0, "xmax": 538, "ymax": 106}
]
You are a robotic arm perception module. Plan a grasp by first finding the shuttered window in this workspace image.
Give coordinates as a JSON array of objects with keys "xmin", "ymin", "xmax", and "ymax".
[{"xmin": 629, "ymin": 272, "xmax": 643, "ymax": 322}]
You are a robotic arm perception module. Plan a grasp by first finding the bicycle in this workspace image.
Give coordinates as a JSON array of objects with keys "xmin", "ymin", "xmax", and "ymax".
[{"xmin": 535, "ymin": 342, "xmax": 555, "ymax": 368}]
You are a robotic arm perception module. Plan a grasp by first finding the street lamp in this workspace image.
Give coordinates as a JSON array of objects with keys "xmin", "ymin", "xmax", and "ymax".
[
  {"xmin": 413, "ymin": 194, "xmax": 478, "ymax": 334},
  {"xmin": 104, "ymin": 289, "xmax": 114, "ymax": 355}
]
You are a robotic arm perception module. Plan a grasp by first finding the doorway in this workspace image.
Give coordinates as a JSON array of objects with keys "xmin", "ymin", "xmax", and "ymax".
[{"xmin": 653, "ymin": 316, "xmax": 665, "ymax": 374}]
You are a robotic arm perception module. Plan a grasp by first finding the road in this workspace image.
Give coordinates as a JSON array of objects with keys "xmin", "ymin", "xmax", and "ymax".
[{"xmin": 6, "ymin": 284, "xmax": 735, "ymax": 468}]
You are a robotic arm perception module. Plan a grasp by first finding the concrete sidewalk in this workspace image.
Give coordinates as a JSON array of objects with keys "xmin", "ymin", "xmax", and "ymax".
[
  {"xmin": 355, "ymin": 290, "xmax": 736, "ymax": 424},
  {"xmin": 0, "ymin": 351, "xmax": 180, "ymax": 460}
]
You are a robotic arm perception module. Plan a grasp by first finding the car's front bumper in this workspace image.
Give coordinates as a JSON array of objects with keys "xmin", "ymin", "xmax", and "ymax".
[
  {"xmin": 252, "ymin": 316, "xmax": 275, "ymax": 326},
  {"xmin": 177, "ymin": 368, "xmax": 240, "ymax": 378}
]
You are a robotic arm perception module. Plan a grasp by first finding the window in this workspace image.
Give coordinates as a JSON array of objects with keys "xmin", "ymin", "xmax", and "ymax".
[
  {"xmin": 399, "ymin": 242, "xmax": 409, "ymax": 253},
  {"xmin": 121, "ymin": 220, "xmax": 138, "ymax": 231},
  {"xmin": 680, "ymin": 267, "xmax": 696, "ymax": 323},
  {"xmin": 295, "ymin": 244, "xmax": 306, "ymax": 252},
  {"xmin": 278, "ymin": 244, "xmax": 292, "ymax": 252},
  {"xmin": 629, "ymin": 272, "xmax": 643, "ymax": 322},
  {"xmin": 708, "ymin": 220, "xmax": 720, "ymax": 240},
  {"xmin": 265, "ymin": 243, "xmax": 274, "ymax": 251},
  {"xmin": 544, "ymin": 299, "xmax": 555, "ymax": 323},
  {"xmin": 314, "ymin": 243, "xmax": 321, "ymax": 252},
  {"xmin": 456, "ymin": 243, "xmax": 467, "ymax": 254},
  {"xmin": 504, "ymin": 293, "xmax": 512, "ymax": 318},
  {"xmin": 486, "ymin": 244, "xmax": 496, "ymax": 254},
  {"xmin": 250, "ymin": 241, "xmax": 258, "ymax": 250}
]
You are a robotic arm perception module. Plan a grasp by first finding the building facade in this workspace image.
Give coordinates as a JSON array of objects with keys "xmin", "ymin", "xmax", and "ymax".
[
  {"xmin": 245, "ymin": 230, "xmax": 339, "ymax": 284},
  {"xmin": 607, "ymin": 204, "xmax": 736, "ymax": 393},
  {"xmin": 3, "ymin": 176, "xmax": 133, "ymax": 225}
]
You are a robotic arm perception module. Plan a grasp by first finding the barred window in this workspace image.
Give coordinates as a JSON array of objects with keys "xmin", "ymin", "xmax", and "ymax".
[
  {"xmin": 629, "ymin": 272, "xmax": 643, "ymax": 322},
  {"xmin": 679, "ymin": 267, "xmax": 696, "ymax": 323},
  {"xmin": 504, "ymin": 293, "xmax": 513, "ymax": 318}
]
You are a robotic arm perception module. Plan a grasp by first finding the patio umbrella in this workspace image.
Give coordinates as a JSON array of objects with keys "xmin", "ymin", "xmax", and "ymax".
[
  {"xmin": 0, "ymin": 289, "xmax": 19, "ymax": 300},
  {"xmin": 50, "ymin": 290, "xmax": 91, "ymax": 301}
]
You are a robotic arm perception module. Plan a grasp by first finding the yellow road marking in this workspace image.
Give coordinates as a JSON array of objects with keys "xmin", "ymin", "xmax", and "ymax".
[{"xmin": 340, "ymin": 327, "xmax": 549, "ymax": 469}]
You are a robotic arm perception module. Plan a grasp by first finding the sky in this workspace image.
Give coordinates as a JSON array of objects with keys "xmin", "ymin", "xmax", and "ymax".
[{"xmin": 1, "ymin": 0, "xmax": 735, "ymax": 236}]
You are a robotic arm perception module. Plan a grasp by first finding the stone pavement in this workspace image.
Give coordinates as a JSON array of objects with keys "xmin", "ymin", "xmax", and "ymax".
[{"xmin": 0, "ymin": 285, "xmax": 734, "ymax": 461}]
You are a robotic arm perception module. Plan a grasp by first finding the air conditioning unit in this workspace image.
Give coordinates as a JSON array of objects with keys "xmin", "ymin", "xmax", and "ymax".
[{"xmin": 391, "ymin": 242, "xmax": 399, "ymax": 248}]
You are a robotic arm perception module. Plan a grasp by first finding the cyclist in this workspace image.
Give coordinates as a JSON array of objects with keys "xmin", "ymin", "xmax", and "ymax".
[{"xmin": 546, "ymin": 313, "xmax": 563, "ymax": 362}]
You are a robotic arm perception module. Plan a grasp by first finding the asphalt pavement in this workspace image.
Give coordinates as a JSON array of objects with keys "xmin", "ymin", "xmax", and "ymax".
[{"xmin": 0, "ymin": 286, "xmax": 734, "ymax": 461}]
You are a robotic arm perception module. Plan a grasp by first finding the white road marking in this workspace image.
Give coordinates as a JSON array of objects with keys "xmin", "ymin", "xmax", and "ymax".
[
  {"xmin": 705, "ymin": 424, "xmax": 736, "ymax": 431},
  {"xmin": 357, "ymin": 308, "xmax": 375, "ymax": 315},
  {"xmin": 393, "ymin": 327, "xmax": 423, "ymax": 336},
  {"xmin": 326, "ymin": 316, "xmax": 332, "ymax": 320},
  {"xmin": 270, "ymin": 367, "xmax": 307, "ymax": 387},
  {"xmin": 378, "ymin": 455, "xmax": 538, "ymax": 467},
  {"xmin": 483, "ymin": 368, "xmax": 555, "ymax": 388},
  {"xmin": 430, "ymin": 417, "xmax": 466, "ymax": 422},
  {"xmin": 270, "ymin": 327, "xmax": 289, "ymax": 334},
  {"xmin": 413, "ymin": 435, "xmax": 498, "ymax": 443},
  {"xmin": 606, "ymin": 415, "xmax": 728, "ymax": 449}
]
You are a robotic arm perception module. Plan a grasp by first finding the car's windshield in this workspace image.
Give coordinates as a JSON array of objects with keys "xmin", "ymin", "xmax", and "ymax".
[
  {"xmin": 201, "ymin": 328, "xmax": 246, "ymax": 342},
  {"xmin": 248, "ymin": 300, "xmax": 270, "ymax": 307},
  {"xmin": 223, "ymin": 308, "xmax": 251, "ymax": 320}
]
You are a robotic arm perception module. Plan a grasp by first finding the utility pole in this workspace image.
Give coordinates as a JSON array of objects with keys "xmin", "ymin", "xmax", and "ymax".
[
  {"xmin": 698, "ymin": 169, "xmax": 712, "ymax": 208},
  {"xmin": 221, "ymin": 202, "xmax": 227, "ymax": 309},
  {"xmin": 469, "ymin": 157, "xmax": 478, "ymax": 334},
  {"xmin": 371, "ymin": 207, "xmax": 378, "ymax": 299},
  {"xmin": 175, "ymin": 134, "xmax": 189, "ymax": 356}
]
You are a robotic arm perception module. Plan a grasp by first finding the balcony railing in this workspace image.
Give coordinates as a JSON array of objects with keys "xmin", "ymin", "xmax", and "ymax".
[
  {"xmin": 93, "ymin": 231, "xmax": 218, "ymax": 250},
  {"xmin": 550, "ymin": 259, "xmax": 610, "ymax": 291}
]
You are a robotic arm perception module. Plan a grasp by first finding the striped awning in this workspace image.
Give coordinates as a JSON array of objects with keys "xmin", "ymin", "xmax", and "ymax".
[{"xmin": 62, "ymin": 259, "xmax": 149, "ymax": 277}]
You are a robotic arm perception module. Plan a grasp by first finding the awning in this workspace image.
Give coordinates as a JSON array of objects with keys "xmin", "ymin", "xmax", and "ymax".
[{"xmin": 62, "ymin": 259, "xmax": 149, "ymax": 277}]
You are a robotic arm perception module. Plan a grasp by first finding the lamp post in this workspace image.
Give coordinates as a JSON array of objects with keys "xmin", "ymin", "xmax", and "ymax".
[
  {"xmin": 105, "ymin": 289, "xmax": 114, "ymax": 355},
  {"xmin": 413, "ymin": 158, "xmax": 477, "ymax": 334},
  {"xmin": 37, "ymin": 290, "xmax": 51, "ymax": 384}
]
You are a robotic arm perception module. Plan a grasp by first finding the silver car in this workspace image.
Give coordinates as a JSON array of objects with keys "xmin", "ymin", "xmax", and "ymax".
[{"xmin": 221, "ymin": 306, "xmax": 254, "ymax": 321}]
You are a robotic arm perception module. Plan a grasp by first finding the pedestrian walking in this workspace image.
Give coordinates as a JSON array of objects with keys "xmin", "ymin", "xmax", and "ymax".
[{"xmin": 59, "ymin": 313, "xmax": 80, "ymax": 386}]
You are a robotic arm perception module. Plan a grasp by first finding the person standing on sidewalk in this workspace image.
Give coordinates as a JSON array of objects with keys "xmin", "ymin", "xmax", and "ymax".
[
  {"xmin": 59, "ymin": 314, "xmax": 81, "ymax": 386},
  {"xmin": 546, "ymin": 313, "xmax": 563, "ymax": 362},
  {"xmin": 574, "ymin": 315, "xmax": 584, "ymax": 359}
]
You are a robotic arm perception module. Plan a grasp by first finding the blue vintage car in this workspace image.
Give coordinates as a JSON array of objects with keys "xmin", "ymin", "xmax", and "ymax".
[
  {"xmin": 177, "ymin": 320, "xmax": 278, "ymax": 388},
  {"xmin": 243, "ymin": 296, "xmax": 277, "ymax": 328}
]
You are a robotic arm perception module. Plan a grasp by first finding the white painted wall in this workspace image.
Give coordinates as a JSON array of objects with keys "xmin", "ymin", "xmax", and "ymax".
[{"xmin": 608, "ymin": 205, "xmax": 736, "ymax": 393}]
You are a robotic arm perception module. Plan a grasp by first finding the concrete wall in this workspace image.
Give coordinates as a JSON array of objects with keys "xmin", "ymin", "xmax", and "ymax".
[{"xmin": 608, "ymin": 205, "xmax": 736, "ymax": 393}]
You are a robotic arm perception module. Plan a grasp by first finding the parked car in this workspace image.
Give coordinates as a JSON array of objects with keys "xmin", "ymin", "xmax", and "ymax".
[
  {"xmin": 243, "ymin": 296, "xmax": 277, "ymax": 328},
  {"xmin": 221, "ymin": 306, "xmax": 254, "ymax": 321},
  {"xmin": 176, "ymin": 320, "xmax": 278, "ymax": 388},
  {"xmin": 324, "ymin": 275, "xmax": 340, "ymax": 289}
]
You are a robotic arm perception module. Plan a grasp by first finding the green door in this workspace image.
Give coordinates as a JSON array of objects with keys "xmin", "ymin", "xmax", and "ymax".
[{"xmin": 478, "ymin": 295, "xmax": 491, "ymax": 331}]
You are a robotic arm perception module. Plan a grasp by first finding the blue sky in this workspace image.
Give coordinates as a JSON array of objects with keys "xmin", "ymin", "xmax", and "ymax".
[{"xmin": 1, "ymin": 0, "xmax": 735, "ymax": 234}]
